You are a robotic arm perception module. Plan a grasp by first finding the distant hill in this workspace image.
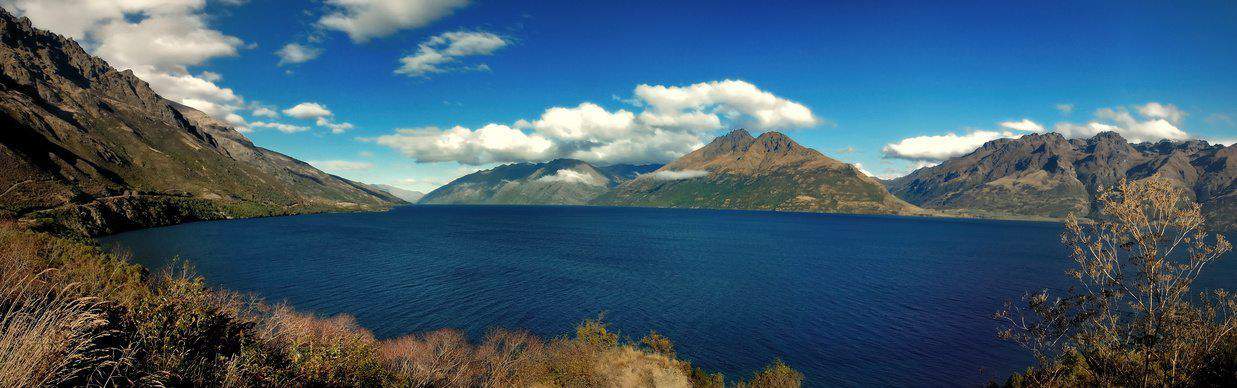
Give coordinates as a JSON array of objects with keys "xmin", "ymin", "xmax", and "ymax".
[
  {"xmin": 0, "ymin": 8, "xmax": 402, "ymax": 236},
  {"xmin": 371, "ymin": 184, "xmax": 425, "ymax": 202},
  {"xmin": 419, "ymin": 159, "xmax": 660, "ymax": 205},
  {"xmin": 886, "ymin": 132, "xmax": 1236, "ymax": 230},
  {"xmin": 593, "ymin": 130, "xmax": 925, "ymax": 215}
]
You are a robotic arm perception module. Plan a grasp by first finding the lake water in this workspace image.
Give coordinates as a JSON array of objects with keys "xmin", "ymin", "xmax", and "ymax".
[{"xmin": 100, "ymin": 205, "xmax": 1237, "ymax": 386}]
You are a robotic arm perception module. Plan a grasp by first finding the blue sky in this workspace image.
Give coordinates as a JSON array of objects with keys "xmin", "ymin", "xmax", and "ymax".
[{"xmin": 7, "ymin": 0, "xmax": 1236, "ymax": 191}]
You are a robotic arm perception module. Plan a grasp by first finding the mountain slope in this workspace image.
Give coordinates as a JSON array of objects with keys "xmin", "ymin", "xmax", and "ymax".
[
  {"xmin": 0, "ymin": 8, "xmax": 401, "ymax": 236},
  {"xmin": 419, "ymin": 159, "xmax": 659, "ymax": 205},
  {"xmin": 594, "ymin": 130, "xmax": 924, "ymax": 215},
  {"xmin": 371, "ymin": 184, "xmax": 425, "ymax": 202},
  {"xmin": 886, "ymin": 132, "xmax": 1235, "ymax": 229}
]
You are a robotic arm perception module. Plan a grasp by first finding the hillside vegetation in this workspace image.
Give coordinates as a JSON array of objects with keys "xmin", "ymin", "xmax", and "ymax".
[{"xmin": 0, "ymin": 225, "xmax": 801, "ymax": 387}]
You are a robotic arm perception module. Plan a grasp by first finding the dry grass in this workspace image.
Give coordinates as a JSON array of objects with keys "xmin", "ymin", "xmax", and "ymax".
[{"xmin": 0, "ymin": 274, "xmax": 114, "ymax": 386}]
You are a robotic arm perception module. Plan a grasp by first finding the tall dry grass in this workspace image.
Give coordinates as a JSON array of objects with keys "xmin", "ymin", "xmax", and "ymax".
[{"xmin": 0, "ymin": 272, "xmax": 115, "ymax": 386}]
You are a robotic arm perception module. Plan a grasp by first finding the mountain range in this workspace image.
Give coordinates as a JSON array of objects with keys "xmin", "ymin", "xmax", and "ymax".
[
  {"xmin": 0, "ymin": 9, "xmax": 401, "ymax": 236},
  {"xmin": 419, "ymin": 159, "xmax": 659, "ymax": 205},
  {"xmin": 427, "ymin": 129, "xmax": 926, "ymax": 216},
  {"xmin": 887, "ymin": 132, "xmax": 1235, "ymax": 229},
  {"xmin": 1, "ymin": 6, "xmax": 1231, "ymax": 234}
]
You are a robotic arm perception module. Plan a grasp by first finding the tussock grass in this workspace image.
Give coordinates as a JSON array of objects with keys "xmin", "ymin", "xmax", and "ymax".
[{"xmin": 0, "ymin": 226, "xmax": 801, "ymax": 387}]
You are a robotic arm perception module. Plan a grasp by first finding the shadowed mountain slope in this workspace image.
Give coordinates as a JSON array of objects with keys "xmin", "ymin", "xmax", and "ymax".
[{"xmin": 0, "ymin": 8, "xmax": 401, "ymax": 236}]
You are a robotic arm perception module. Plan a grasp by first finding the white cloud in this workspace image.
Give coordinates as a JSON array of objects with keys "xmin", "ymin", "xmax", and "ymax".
[
  {"xmin": 396, "ymin": 30, "xmax": 508, "ymax": 77},
  {"xmin": 316, "ymin": 117, "xmax": 355, "ymax": 134},
  {"xmin": 370, "ymin": 80, "xmax": 818, "ymax": 165},
  {"xmin": 1054, "ymin": 103, "xmax": 1189, "ymax": 142},
  {"xmin": 250, "ymin": 121, "xmax": 310, "ymax": 133},
  {"xmin": 1206, "ymin": 138, "xmax": 1235, "ymax": 146},
  {"xmin": 309, "ymin": 160, "xmax": 374, "ymax": 172},
  {"xmin": 1136, "ymin": 102, "xmax": 1185, "ymax": 124},
  {"xmin": 1056, "ymin": 103, "xmax": 1074, "ymax": 114},
  {"xmin": 276, "ymin": 43, "xmax": 322, "ymax": 65},
  {"xmin": 283, "ymin": 102, "xmax": 333, "ymax": 119},
  {"xmin": 252, "ymin": 107, "xmax": 279, "ymax": 118},
  {"xmin": 371, "ymin": 125, "xmax": 556, "ymax": 165},
  {"xmin": 882, "ymin": 130, "xmax": 1017, "ymax": 162},
  {"xmin": 999, "ymin": 118, "xmax": 1045, "ymax": 133},
  {"xmin": 3, "ymin": 0, "xmax": 250, "ymax": 125},
  {"xmin": 318, "ymin": 0, "xmax": 470, "ymax": 43},
  {"xmin": 644, "ymin": 169, "xmax": 709, "ymax": 180},
  {"xmin": 634, "ymin": 80, "xmax": 819, "ymax": 130},
  {"xmin": 537, "ymin": 169, "xmax": 604, "ymax": 185}
]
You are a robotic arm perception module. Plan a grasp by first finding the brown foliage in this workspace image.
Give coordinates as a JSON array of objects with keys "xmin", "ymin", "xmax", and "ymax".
[{"xmin": 996, "ymin": 179, "xmax": 1235, "ymax": 386}]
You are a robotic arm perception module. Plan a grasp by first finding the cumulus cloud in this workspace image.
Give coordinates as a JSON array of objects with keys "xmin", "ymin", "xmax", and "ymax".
[
  {"xmin": 252, "ymin": 107, "xmax": 279, "ymax": 118},
  {"xmin": 999, "ymin": 118, "xmax": 1045, "ymax": 133},
  {"xmin": 283, "ymin": 102, "xmax": 333, "ymax": 119},
  {"xmin": 308, "ymin": 160, "xmax": 374, "ymax": 172},
  {"xmin": 250, "ymin": 121, "xmax": 310, "ymax": 133},
  {"xmin": 3, "ymin": 0, "xmax": 250, "ymax": 125},
  {"xmin": 276, "ymin": 43, "xmax": 322, "ymax": 65},
  {"xmin": 318, "ymin": 0, "xmax": 470, "ymax": 43},
  {"xmin": 316, "ymin": 117, "xmax": 355, "ymax": 134},
  {"xmin": 396, "ymin": 30, "xmax": 509, "ymax": 77},
  {"xmin": 882, "ymin": 130, "xmax": 1018, "ymax": 162},
  {"xmin": 370, "ymin": 80, "xmax": 819, "ymax": 165},
  {"xmin": 645, "ymin": 170, "xmax": 709, "ymax": 180},
  {"xmin": 1056, "ymin": 103, "xmax": 1074, "ymax": 114},
  {"xmin": 634, "ymin": 80, "xmax": 820, "ymax": 130},
  {"xmin": 1136, "ymin": 102, "xmax": 1185, "ymax": 124},
  {"xmin": 537, "ymin": 169, "xmax": 604, "ymax": 185},
  {"xmin": 1054, "ymin": 103, "xmax": 1189, "ymax": 142},
  {"xmin": 371, "ymin": 125, "xmax": 556, "ymax": 165}
]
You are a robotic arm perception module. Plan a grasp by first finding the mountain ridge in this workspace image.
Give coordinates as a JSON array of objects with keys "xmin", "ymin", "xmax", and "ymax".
[
  {"xmin": 0, "ymin": 7, "xmax": 402, "ymax": 236},
  {"xmin": 886, "ymin": 131, "xmax": 1235, "ymax": 229}
]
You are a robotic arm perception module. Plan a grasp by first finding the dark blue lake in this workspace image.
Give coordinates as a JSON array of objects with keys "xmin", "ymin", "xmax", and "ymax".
[{"xmin": 99, "ymin": 205, "xmax": 1237, "ymax": 386}]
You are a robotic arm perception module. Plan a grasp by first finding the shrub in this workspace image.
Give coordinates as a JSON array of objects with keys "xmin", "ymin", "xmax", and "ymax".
[
  {"xmin": 734, "ymin": 359, "xmax": 804, "ymax": 388},
  {"xmin": 995, "ymin": 179, "xmax": 1235, "ymax": 386},
  {"xmin": 642, "ymin": 330, "xmax": 675, "ymax": 357}
]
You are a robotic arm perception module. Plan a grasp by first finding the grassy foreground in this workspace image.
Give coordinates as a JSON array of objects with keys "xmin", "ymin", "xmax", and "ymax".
[{"xmin": 0, "ymin": 225, "xmax": 801, "ymax": 387}]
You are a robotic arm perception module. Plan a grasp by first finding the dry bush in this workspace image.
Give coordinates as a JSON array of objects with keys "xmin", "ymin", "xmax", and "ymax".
[
  {"xmin": 261, "ymin": 305, "xmax": 385, "ymax": 386},
  {"xmin": 733, "ymin": 359, "xmax": 803, "ymax": 388},
  {"xmin": 382, "ymin": 328, "xmax": 480, "ymax": 386},
  {"xmin": 996, "ymin": 179, "xmax": 1235, "ymax": 387},
  {"xmin": 474, "ymin": 328, "xmax": 549, "ymax": 387},
  {"xmin": 641, "ymin": 330, "xmax": 675, "ymax": 357}
]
